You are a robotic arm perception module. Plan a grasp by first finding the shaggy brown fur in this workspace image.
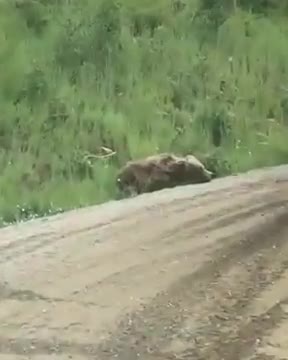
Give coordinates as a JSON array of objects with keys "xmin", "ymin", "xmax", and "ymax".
[{"xmin": 116, "ymin": 153, "xmax": 213, "ymax": 195}]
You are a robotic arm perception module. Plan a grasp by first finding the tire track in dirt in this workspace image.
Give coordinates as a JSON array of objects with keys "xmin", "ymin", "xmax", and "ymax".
[
  {"xmin": 0, "ymin": 172, "xmax": 270, "ymax": 252},
  {"xmin": 96, "ymin": 206, "xmax": 288, "ymax": 360},
  {"xmin": 0, "ymin": 165, "xmax": 287, "ymax": 359},
  {"xmin": 0, "ymin": 183, "xmax": 277, "ymax": 300},
  {"xmin": 0, "ymin": 182, "xmax": 275, "ymax": 265}
]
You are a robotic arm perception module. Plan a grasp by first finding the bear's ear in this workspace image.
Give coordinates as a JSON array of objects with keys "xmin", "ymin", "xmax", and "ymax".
[
  {"xmin": 176, "ymin": 159, "xmax": 186, "ymax": 166},
  {"xmin": 169, "ymin": 159, "xmax": 186, "ymax": 173}
]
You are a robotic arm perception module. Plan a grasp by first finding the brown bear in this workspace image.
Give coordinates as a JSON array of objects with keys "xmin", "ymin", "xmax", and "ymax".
[{"xmin": 116, "ymin": 153, "xmax": 213, "ymax": 196}]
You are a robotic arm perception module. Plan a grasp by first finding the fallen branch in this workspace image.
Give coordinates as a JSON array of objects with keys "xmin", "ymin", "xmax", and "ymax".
[{"xmin": 82, "ymin": 147, "xmax": 117, "ymax": 162}]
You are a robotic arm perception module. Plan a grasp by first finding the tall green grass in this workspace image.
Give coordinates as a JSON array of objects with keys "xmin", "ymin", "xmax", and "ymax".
[{"xmin": 0, "ymin": 0, "xmax": 288, "ymax": 225}]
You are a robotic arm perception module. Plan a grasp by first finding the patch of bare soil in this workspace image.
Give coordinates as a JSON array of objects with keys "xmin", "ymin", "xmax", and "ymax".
[{"xmin": 0, "ymin": 165, "xmax": 288, "ymax": 359}]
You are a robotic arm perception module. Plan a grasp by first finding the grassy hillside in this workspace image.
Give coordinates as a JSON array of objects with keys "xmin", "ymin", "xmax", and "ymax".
[{"xmin": 0, "ymin": 0, "xmax": 288, "ymax": 225}]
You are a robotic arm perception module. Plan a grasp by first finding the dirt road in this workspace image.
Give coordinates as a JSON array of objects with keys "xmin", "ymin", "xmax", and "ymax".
[{"xmin": 1, "ymin": 165, "xmax": 288, "ymax": 359}]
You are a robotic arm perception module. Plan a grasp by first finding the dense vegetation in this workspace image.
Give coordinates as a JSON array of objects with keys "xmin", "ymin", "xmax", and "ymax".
[{"xmin": 1, "ymin": 0, "xmax": 288, "ymax": 225}]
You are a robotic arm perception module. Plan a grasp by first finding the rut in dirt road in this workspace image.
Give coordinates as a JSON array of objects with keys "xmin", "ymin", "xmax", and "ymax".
[
  {"xmin": 97, "ymin": 203, "xmax": 288, "ymax": 360},
  {"xmin": 0, "ymin": 165, "xmax": 287, "ymax": 360}
]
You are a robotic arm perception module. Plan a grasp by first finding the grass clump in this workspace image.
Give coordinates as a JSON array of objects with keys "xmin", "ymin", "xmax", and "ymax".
[{"xmin": 0, "ymin": 0, "xmax": 288, "ymax": 225}]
